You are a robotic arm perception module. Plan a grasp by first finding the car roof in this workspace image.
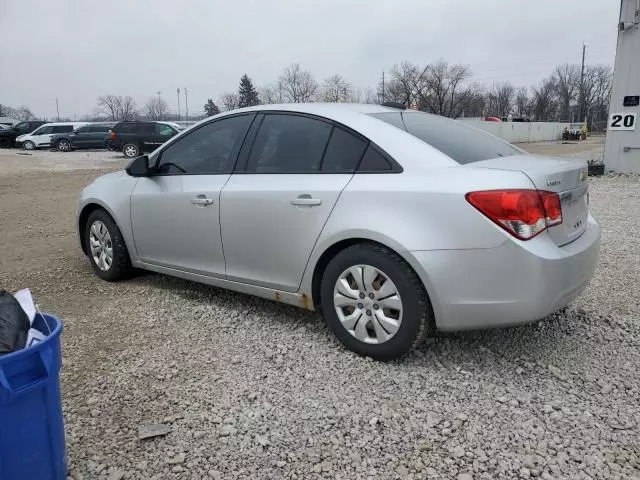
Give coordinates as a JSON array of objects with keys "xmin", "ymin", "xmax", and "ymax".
[
  {"xmin": 38, "ymin": 122, "xmax": 88, "ymax": 127},
  {"xmin": 222, "ymin": 102, "xmax": 399, "ymax": 117}
]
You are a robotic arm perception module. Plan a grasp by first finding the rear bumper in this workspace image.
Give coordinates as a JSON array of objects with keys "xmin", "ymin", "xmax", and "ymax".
[{"xmin": 412, "ymin": 214, "xmax": 601, "ymax": 331}]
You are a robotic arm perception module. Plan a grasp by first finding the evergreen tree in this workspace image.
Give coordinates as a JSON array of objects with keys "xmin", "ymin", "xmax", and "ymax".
[
  {"xmin": 237, "ymin": 74, "xmax": 260, "ymax": 108},
  {"xmin": 204, "ymin": 99, "xmax": 220, "ymax": 117}
]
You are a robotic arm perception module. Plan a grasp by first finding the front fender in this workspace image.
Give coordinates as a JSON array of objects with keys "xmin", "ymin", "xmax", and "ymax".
[{"xmin": 76, "ymin": 172, "xmax": 138, "ymax": 261}]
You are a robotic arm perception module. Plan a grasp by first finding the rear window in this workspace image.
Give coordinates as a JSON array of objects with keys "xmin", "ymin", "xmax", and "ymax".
[
  {"xmin": 115, "ymin": 123, "xmax": 152, "ymax": 134},
  {"xmin": 370, "ymin": 111, "xmax": 521, "ymax": 164},
  {"xmin": 52, "ymin": 125, "xmax": 74, "ymax": 134}
]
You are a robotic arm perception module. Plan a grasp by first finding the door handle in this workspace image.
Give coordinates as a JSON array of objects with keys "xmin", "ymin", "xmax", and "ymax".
[
  {"xmin": 290, "ymin": 194, "xmax": 322, "ymax": 207},
  {"xmin": 191, "ymin": 195, "xmax": 214, "ymax": 206}
]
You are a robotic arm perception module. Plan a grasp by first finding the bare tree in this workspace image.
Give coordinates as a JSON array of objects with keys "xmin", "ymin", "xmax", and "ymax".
[
  {"xmin": 96, "ymin": 95, "xmax": 137, "ymax": 121},
  {"xmin": 577, "ymin": 65, "xmax": 613, "ymax": 125},
  {"xmin": 321, "ymin": 74, "xmax": 352, "ymax": 103},
  {"xmin": 415, "ymin": 60, "xmax": 473, "ymax": 118},
  {"xmin": 260, "ymin": 82, "xmax": 284, "ymax": 104},
  {"xmin": 531, "ymin": 79, "xmax": 558, "ymax": 121},
  {"xmin": 144, "ymin": 96, "xmax": 169, "ymax": 120},
  {"xmin": 486, "ymin": 82, "xmax": 515, "ymax": 117},
  {"xmin": 220, "ymin": 93, "xmax": 240, "ymax": 111},
  {"xmin": 514, "ymin": 87, "xmax": 532, "ymax": 118},
  {"xmin": 552, "ymin": 64, "xmax": 580, "ymax": 121},
  {"xmin": 119, "ymin": 96, "xmax": 137, "ymax": 120},
  {"xmin": 380, "ymin": 78, "xmax": 408, "ymax": 104},
  {"xmin": 390, "ymin": 62, "xmax": 421, "ymax": 106},
  {"xmin": 362, "ymin": 86, "xmax": 379, "ymax": 104},
  {"xmin": 279, "ymin": 63, "xmax": 318, "ymax": 103}
]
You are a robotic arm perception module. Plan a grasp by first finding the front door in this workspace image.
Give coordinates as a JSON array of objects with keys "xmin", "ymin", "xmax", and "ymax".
[
  {"xmin": 130, "ymin": 114, "xmax": 255, "ymax": 276},
  {"xmin": 72, "ymin": 126, "xmax": 93, "ymax": 148},
  {"xmin": 220, "ymin": 113, "xmax": 368, "ymax": 291},
  {"xmin": 30, "ymin": 125, "xmax": 54, "ymax": 147}
]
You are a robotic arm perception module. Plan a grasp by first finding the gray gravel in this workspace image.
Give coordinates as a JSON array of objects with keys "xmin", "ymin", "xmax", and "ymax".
[{"xmin": 1, "ymin": 152, "xmax": 638, "ymax": 480}]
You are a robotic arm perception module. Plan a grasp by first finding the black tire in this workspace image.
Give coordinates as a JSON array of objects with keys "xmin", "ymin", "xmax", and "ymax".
[
  {"xmin": 122, "ymin": 143, "xmax": 139, "ymax": 158},
  {"xmin": 320, "ymin": 243, "xmax": 433, "ymax": 361},
  {"xmin": 0, "ymin": 137, "xmax": 11, "ymax": 148},
  {"xmin": 23, "ymin": 140, "xmax": 35, "ymax": 150},
  {"xmin": 85, "ymin": 209, "xmax": 133, "ymax": 281},
  {"xmin": 57, "ymin": 140, "xmax": 71, "ymax": 152}
]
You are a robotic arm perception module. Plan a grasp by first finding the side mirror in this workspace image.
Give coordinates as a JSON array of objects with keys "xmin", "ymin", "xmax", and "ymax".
[{"xmin": 125, "ymin": 155, "xmax": 152, "ymax": 177}]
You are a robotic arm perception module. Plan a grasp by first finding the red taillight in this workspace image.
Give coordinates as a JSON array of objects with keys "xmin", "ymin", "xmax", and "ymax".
[
  {"xmin": 110, "ymin": 131, "xmax": 116, "ymax": 140},
  {"xmin": 466, "ymin": 189, "xmax": 563, "ymax": 240}
]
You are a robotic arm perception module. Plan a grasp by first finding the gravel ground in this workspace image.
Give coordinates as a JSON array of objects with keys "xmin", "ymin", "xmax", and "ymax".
[{"xmin": 0, "ymin": 142, "xmax": 639, "ymax": 480}]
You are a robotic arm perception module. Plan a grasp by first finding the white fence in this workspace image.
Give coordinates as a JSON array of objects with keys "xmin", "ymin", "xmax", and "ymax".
[{"xmin": 458, "ymin": 119, "xmax": 570, "ymax": 143}]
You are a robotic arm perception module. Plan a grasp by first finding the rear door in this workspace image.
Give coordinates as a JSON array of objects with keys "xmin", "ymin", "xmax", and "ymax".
[
  {"xmin": 146, "ymin": 123, "xmax": 177, "ymax": 151},
  {"xmin": 220, "ymin": 113, "xmax": 367, "ymax": 291},
  {"xmin": 72, "ymin": 126, "xmax": 93, "ymax": 147},
  {"xmin": 130, "ymin": 114, "xmax": 255, "ymax": 276}
]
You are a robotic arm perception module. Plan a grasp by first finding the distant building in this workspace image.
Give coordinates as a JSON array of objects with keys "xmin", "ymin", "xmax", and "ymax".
[{"xmin": 604, "ymin": 0, "xmax": 640, "ymax": 173}]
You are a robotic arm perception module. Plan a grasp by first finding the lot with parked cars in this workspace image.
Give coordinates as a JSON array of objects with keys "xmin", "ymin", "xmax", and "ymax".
[{"xmin": 0, "ymin": 135, "xmax": 639, "ymax": 479}]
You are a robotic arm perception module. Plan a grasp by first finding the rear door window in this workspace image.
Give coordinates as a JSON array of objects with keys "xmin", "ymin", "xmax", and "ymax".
[
  {"xmin": 358, "ymin": 145, "xmax": 393, "ymax": 172},
  {"xmin": 370, "ymin": 111, "xmax": 521, "ymax": 164},
  {"xmin": 246, "ymin": 114, "xmax": 332, "ymax": 173},
  {"xmin": 155, "ymin": 123, "xmax": 176, "ymax": 137},
  {"xmin": 52, "ymin": 125, "xmax": 74, "ymax": 134},
  {"xmin": 321, "ymin": 127, "xmax": 368, "ymax": 173}
]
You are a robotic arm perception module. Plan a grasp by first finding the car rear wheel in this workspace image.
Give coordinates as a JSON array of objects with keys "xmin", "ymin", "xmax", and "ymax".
[
  {"xmin": 122, "ymin": 143, "xmax": 139, "ymax": 158},
  {"xmin": 85, "ymin": 209, "xmax": 133, "ymax": 281},
  {"xmin": 0, "ymin": 138, "xmax": 11, "ymax": 148},
  {"xmin": 320, "ymin": 243, "xmax": 433, "ymax": 361},
  {"xmin": 23, "ymin": 140, "xmax": 35, "ymax": 150},
  {"xmin": 57, "ymin": 140, "xmax": 71, "ymax": 152}
]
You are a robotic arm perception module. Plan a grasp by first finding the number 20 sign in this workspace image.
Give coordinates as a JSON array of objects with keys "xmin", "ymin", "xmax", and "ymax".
[{"xmin": 609, "ymin": 112, "xmax": 637, "ymax": 131}]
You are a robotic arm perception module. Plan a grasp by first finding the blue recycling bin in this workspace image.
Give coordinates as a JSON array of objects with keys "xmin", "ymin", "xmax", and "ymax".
[{"xmin": 0, "ymin": 313, "xmax": 66, "ymax": 480}]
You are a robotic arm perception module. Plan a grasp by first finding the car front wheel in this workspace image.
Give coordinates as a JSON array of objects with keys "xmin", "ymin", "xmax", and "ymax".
[
  {"xmin": 320, "ymin": 243, "xmax": 433, "ymax": 361},
  {"xmin": 23, "ymin": 140, "xmax": 35, "ymax": 150},
  {"xmin": 122, "ymin": 143, "xmax": 139, "ymax": 158},
  {"xmin": 85, "ymin": 209, "xmax": 133, "ymax": 281}
]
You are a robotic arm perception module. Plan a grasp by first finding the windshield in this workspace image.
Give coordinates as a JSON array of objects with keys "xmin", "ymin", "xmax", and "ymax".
[{"xmin": 370, "ymin": 111, "xmax": 522, "ymax": 164}]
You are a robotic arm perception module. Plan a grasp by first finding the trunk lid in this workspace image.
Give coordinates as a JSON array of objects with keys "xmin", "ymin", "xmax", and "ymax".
[{"xmin": 469, "ymin": 154, "xmax": 589, "ymax": 246}]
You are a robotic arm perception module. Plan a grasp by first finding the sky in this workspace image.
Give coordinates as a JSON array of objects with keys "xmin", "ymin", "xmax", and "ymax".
[{"xmin": 0, "ymin": 0, "xmax": 620, "ymax": 120}]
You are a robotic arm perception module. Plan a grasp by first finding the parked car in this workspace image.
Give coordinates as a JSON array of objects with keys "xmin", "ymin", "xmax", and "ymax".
[
  {"xmin": 76, "ymin": 103, "xmax": 600, "ymax": 360},
  {"xmin": 50, "ymin": 123, "xmax": 115, "ymax": 152},
  {"xmin": 109, "ymin": 121, "xmax": 180, "ymax": 158},
  {"xmin": 16, "ymin": 122, "xmax": 87, "ymax": 150},
  {"xmin": 0, "ymin": 120, "xmax": 48, "ymax": 148}
]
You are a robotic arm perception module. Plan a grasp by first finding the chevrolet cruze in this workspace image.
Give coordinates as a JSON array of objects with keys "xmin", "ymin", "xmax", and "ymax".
[{"xmin": 76, "ymin": 103, "xmax": 600, "ymax": 360}]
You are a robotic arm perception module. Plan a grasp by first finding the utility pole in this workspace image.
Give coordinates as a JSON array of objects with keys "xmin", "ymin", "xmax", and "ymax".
[
  {"xmin": 55, "ymin": 98, "xmax": 60, "ymax": 121},
  {"xmin": 177, "ymin": 88, "xmax": 181, "ymax": 121},
  {"xmin": 156, "ymin": 91, "xmax": 162, "ymax": 120},
  {"xmin": 579, "ymin": 44, "xmax": 586, "ymax": 122},
  {"xmin": 184, "ymin": 87, "xmax": 189, "ymax": 122}
]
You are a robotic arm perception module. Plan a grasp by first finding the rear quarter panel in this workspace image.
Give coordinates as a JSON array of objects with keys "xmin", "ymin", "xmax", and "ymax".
[{"xmin": 299, "ymin": 165, "xmax": 537, "ymax": 311}]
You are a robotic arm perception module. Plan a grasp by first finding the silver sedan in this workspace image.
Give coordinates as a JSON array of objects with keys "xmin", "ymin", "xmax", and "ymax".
[{"xmin": 76, "ymin": 103, "xmax": 600, "ymax": 360}]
